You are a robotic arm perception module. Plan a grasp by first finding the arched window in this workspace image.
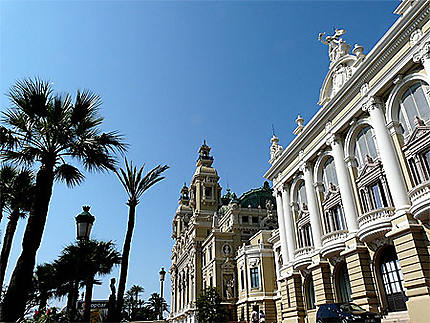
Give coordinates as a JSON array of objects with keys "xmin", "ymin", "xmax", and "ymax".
[
  {"xmin": 354, "ymin": 126, "xmax": 378, "ymax": 168},
  {"xmin": 337, "ymin": 263, "xmax": 352, "ymax": 303},
  {"xmin": 398, "ymin": 81, "xmax": 430, "ymax": 136},
  {"xmin": 305, "ymin": 277, "xmax": 316, "ymax": 310},
  {"xmin": 297, "ymin": 181, "xmax": 308, "ymax": 211},
  {"xmin": 379, "ymin": 246, "xmax": 407, "ymax": 312},
  {"xmin": 322, "ymin": 157, "xmax": 338, "ymax": 191}
]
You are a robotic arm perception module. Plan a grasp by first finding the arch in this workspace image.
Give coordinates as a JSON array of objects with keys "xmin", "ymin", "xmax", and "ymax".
[
  {"xmin": 290, "ymin": 174, "xmax": 305, "ymax": 203},
  {"xmin": 344, "ymin": 118, "xmax": 374, "ymax": 162},
  {"xmin": 314, "ymin": 150, "xmax": 334, "ymax": 185},
  {"xmin": 386, "ymin": 73, "xmax": 430, "ymax": 124},
  {"xmin": 374, "ymin": 245, "xmax": 407, "ymax": 313}
]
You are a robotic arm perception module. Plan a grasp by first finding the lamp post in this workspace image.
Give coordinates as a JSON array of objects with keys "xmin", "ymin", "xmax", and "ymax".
[
  {"xmin": 75, "ymin": 206, "xmax": 95, "ymax": 322},
  {"xmin": 159, "ymin": 267, "xmax": 166, "ymax": 320},
  {"xmin": 75, "ymin": 206, "xmax": 95, "ymax": 240}
]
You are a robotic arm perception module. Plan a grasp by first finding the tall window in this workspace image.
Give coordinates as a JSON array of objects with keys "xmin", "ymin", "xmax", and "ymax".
[
  {"xmin": 305, "ymin": 277, "xmax": 316, "ymax": 310},
  {"xmin": 297, "ymin": 182, "xmax": 308, "ymax": 211},
  {"xmin": 250, "ymin": 267, "xmax": 259, "ymax": 288},
  {"xmin": 354, "ymin": 126, "xmax": 378, "ymax": 168},
  {"xmin": 241, "ymin": 270, "xmax": 245, "ymax": 290},
  {"xmin": 337, "ymin": 263, "xmax": 352, "ymax": 303},
  {"xmin": 398, "ymin": 81, "xmax": 430, "ymax": 136},
  {"xmin": 322, "ymin": 157, "xmax": 338, "ymax": 191},
  {"xmin": 324, "ymin": 205, "xmax": 346, "ymax": 233},
  {"xmin": 379, "ymin": 246, "xmax": 407, "ymax": 312}
]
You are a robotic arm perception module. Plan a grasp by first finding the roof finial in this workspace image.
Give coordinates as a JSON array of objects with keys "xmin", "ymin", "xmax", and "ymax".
[{"xmin": 272, "ymin": 124, "xmax": 276, "ymax": 137}]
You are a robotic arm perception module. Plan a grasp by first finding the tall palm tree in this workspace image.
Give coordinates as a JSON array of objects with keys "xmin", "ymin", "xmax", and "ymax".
[
  {"xmin": 0, "ymin": 78, "xmax": 126, "ymax": 320},
  {"xmin": 0, "ymin": 168, "xmax": 34, "ymax": 289},
  {"xmin": 34, "ymin": 263, "xmax": 57, "ymax": 314},
  {"xmin": 114, "ymin": 159, "xmax": 168, "ymax": 320}
]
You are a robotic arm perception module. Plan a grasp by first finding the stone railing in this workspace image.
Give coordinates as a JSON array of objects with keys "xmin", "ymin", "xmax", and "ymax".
[
  {"xmin": 321, "ymin": 229, "xmax": 348, "ymax": 246},
  {"xmin": 294, "ymin": 246, "xmax": 314, "ymax": 257},
  {"xmin": 409, "ymin": 181, "xmax": 430, "ymax": 220},
  {"xmin": 358, "ymin": 207, "xmax": 394, "ymax": 228}
]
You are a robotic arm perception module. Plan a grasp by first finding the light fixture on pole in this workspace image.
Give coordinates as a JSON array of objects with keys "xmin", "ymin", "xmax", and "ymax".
[
  {"xmin": 75, "ymin": 205, "xmax": 95, "ymax": 240},
  {"xmin": 159, "ymin": 267, "xmax": 166, "ymax": 320}
]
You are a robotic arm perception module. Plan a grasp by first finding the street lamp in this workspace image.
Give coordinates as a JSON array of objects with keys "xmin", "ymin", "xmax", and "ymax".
[
  {"xmin": 159, "ymin": 267, "xmax": 166, "ymax": 320},
  {"xmin": 75, "ymin": 205, "xmax": 95, "ymax": 240}
]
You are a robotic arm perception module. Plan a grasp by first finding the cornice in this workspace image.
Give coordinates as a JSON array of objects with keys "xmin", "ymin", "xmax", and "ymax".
[{"xmin": 264, "ymin": 2, "xmax": 430, "ymax": 183}]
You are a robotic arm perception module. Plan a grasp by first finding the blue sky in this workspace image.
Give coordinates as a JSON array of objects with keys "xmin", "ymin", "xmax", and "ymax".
[{"xmin": 0, "ymin": 0, "xmax": 399, "ymax": 307}]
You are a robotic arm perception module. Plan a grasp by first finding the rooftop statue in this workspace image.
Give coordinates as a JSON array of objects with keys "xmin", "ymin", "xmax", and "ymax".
[{"xmin": 318, "ymin": 29, "xmax": 351, "ymax": 63}]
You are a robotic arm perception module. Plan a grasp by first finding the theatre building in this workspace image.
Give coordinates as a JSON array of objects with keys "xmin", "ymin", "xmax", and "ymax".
[{"xmin": 265, "ymin": 1, "xmax": 430, "ymax": 322}]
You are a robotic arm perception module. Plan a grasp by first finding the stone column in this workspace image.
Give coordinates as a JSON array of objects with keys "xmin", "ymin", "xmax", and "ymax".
[
  {"xmin": 328, "ymin": 135, "xmax": 359, "ymax": 232},
  {"xmin": 341, "ymin": 240, "xmax": 379, "ymax": 312},
  {"xmin": 413, "ymin": 41, "xmax": 430, "ymax": 76},
  {"xmin": 275, "ymin": 190, "xmax": 290, "ymax": 266},
  {"xmin": 362, "ymin": 97, "xmax": 410, "ymax": 212},
  {"xmin": 302, "ymin": 163, "xmax": 323, "ymax": 248},
  {"xmin": 281, "ymin": 185, "xmax": 297, "ymax": 262}
]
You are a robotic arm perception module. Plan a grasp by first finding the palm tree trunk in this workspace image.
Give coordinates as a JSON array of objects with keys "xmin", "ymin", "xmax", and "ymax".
[
  {"xmin": 0, "ymin": 210, "xmax": 20, "ymax": 288},
  {"xmin": 0, "ymin": 165, "xmax": 55, "ymax": 321},
  {"xmin": 115, "ymin": 203, "xmax": 136, "ymax": 320},
  {"xmin": 83, "ymin": 279, "xmax": 94, "ymax": 322}
]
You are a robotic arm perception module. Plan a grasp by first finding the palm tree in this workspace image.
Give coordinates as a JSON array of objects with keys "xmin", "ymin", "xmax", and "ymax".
[
  {"xmin": 114, "ymin": 159, "xmax": 168, "ymax": 320},
  {"xmin": 0, "ymin": 168, "xmax": 34, "ymax": 289},
  {"xmin": 124, "ymin": 285, "xmax": 144, "ymax": 320},
  {"xmin": 0, "ymin": 78, "xmax": 126, "ymax": 320},
  {"xmin": 34, "ymin": 263, "xmax": 57, "ymax": 314},
  {"xmin": 146, "ymin": 293, "xmax": 168, "ymax": 319}
]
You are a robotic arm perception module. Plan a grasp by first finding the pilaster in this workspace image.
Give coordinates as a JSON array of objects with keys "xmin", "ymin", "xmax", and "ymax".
[
  {"xmin": 309, "ymin": 255, "xmax": 335, "ymax": 306},
  {"xmin": 280, "ymin": 270, "xmax": 306, "ymax": 323},
  {"xmin": 341, "ymin": 238, "xmax": 379, "ymax": 312}
]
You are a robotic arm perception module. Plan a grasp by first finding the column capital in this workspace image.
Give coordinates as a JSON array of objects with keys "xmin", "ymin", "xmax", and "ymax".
[
  {"xmin": 361, "ymin": 96, "xmax": 384, "ymax": 112},
  {"xmin": 325, "ymin": 133, "xmax": 342, "ymax": 147},
  {"xmin": 413, "ymin": 41, "xmax": 430, "ymax": 65},
  {"xmin": 299, "ymin": 161, "xmax": 313, "ymax": 174}
]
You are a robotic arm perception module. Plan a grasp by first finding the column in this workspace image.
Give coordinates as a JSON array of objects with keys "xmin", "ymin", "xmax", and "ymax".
[
  {"xmin": 281, "ymin": 273, "xmax": 306, "ymax": 323},
  {"xmin": 329, "ymin": 135, "xmax": 359, "ymax": 231},
  {"xmin": 302, "ymin": 163, "xmax": 323, "ymax": 248},
  {"xmin": 309, "ymin": 257, "xmax": 334, "ymax": 306},
  {"xmin": 281, "ymin": 185, "xmax": 297, "ymax": 262},
  {"xmin": 413, "ymin": 41, "xmax": 430, "ymax": 76},
  {"xmin": 363, "ymin": 97, "xmax": 410, "ymax": 211},
  {"xmin": 275, "ymin": 190, "xmax": 290, "ymax": 266}
]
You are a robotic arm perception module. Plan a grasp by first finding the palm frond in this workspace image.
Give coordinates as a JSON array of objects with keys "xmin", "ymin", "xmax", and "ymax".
[
  {"xmin": 71, "ymin": 89, "xmax": 102, "ymax": 126},
  {"xmin": 55, "ymin": 163, "xmax": 85, "ymax": 187},
  {"xmin": 8, "ymin": 78, "xmax": 53, "ymax": 118},
  {"xmin": 116, "ymin": 158, "xmax": 168, "ymax": 204}
]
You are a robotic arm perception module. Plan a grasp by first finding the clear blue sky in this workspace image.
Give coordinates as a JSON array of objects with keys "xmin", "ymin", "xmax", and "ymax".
[{"xmin": 1, "ymin": 0, "xmax": 399, "ymax": 307}]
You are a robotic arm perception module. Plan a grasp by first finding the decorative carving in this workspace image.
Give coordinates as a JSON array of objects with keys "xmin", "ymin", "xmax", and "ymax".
[
  {"xmin": 270, "ymin": 135, "xmax": 284, "ymax": 164},
  {"xmin": 319, "ymin": 29, "xmax": 351, "ymax": 63},
  {"xmin": 249, "ymin": 258, "xmax": 260, "ymax": 267},
  {"xmin": 332, "ymin": 64, "xmax": 353, "ymax": 92},
  {"xmin": 413, "ymin": 41, "xmax": 430, "ymax": 65},
  {"xmin": 222, "ymin": 243, "xmax": 232, "ymax": 256},
  {"xmin": 360, "ymin": 83, "xmax": 369, "ymax": 97},
  {"xmin": 410, "ymin": 28, "xmax": 423, "ymax": 46},
  {"xmin": 223, "ymin": 274, "xmax": 235, "ymax": 299},
  {"xmin": 362, "ymin": 96, "xmax": 384, "ymax": 112},
  {"xmin": 293, "ymin": 115, "xmax": 305, "ymax": 135}
]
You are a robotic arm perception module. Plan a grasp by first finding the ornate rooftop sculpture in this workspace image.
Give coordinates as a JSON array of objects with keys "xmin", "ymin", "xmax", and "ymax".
[{"xmin": 318, "ymin": 29, "xmax": 366, "ymax": 106}]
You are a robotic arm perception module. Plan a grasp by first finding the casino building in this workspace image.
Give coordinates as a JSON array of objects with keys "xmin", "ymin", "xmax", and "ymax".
[{"xmin": 265, "ymin": 1, "xmax": 430, "ymax": 322}]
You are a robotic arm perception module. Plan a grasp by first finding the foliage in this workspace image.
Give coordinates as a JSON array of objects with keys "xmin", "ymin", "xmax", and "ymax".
[
  {"xmin": 122, "ymin": 289, "xmax": 168, "ymax": 321},
  {"xmin": 0, "ymin": 78, "xmax": 127, "ymax": 320},
  {"xmin": 114, "ymin": 158, "xmax": 168, "ymax": 320},
  {"xmin": 146, "ymin": 292, "xmax": 168, "ymax": 319},
  {"xmin": 196, "ymin": 287, "xmax": 225, "ymax": 323}
]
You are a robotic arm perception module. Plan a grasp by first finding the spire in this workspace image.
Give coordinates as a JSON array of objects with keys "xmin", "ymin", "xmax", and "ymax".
[
  {"xmin": 179, "ymin": 183, "xmax": 189, "ymax": 205},
  {"xmin": 197, "ymin": 140, "xmax": 214, "ymax": 167},
  {"xmin": 269, "ymin": 132, "xmax": 283, "ymax": 164}
]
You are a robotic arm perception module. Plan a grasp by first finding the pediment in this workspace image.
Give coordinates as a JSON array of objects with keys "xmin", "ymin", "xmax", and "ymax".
[
  {"xmin": 405, "ymin": 125, "xmax": 430, "ymax": 146},
  {"xmin": 318, "ymin": 55, "xmax": 358, "ymax": 106}
]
